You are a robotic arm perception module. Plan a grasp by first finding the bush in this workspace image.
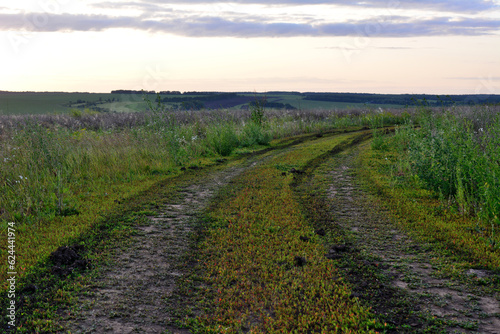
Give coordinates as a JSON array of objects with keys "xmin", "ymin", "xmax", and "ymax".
[
  {"xmin": 393, "ymin": 106, "xmax": 500, "ymax": 229},
  {"xmin": 239, "ymin": 122, "xmax": 272, "ymax": 147},
  {"xmin": 207, "ymin": 124, "xmax": 240, "ymax": 156}
]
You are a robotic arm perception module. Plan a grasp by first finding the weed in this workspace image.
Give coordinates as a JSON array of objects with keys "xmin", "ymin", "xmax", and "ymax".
[
  {"xmin": 356, "ymin": 108, "xmax": 500, "ymax": 269},
  {"xmin": 249, "ymin": 94, "xmax": 266, "ymax": 127},
  {"xmin": 207, "ymin": 124, "xmax": 240, "ymax": 156}
]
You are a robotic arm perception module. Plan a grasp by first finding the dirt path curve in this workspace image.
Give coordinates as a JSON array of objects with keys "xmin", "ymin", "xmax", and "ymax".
[
  {"xmin": 64, "ymin": 132, "xmax": 500, "ymax": 333},
  {"xmin": 66, "ymin": 158, "xmax": 264, "ymax": 334},
  {"xmin": 321, "ymin": 147, "xmax": 500, "ymax": 333}
]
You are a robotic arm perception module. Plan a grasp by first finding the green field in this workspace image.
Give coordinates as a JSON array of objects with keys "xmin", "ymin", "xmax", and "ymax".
[
  {"xmin": 0, "ymin": 91, "xmax": 434, "ymax": 115},
  {"xmin": 0, "ymin": 92, "xmax": 145, "ymax": 115}
]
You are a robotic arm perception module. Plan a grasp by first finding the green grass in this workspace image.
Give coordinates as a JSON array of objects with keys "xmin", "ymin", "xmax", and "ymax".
[
  {"xmin": 355, "ymin": 106, "xmax": 500, "ymax": 270},
  {"xmin": 0, "ymin": 166, "xmax": 215, "ymax": 332},
  {"xmin": 0, "ymin": 92, "xmax": 135, "ymax": 115}
]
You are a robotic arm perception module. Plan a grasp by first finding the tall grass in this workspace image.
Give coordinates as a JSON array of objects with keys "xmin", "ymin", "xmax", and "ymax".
[
  {"xmin": 0, "ymin": 105, "xmax": 410, "ymax": 285},
  {"xmin": 1, "ymin": 107, "xmax": 402, "ymax": 225},
  {"xmin": 389, "ymin": 105, "xmax": 500, "ymax": 247}
]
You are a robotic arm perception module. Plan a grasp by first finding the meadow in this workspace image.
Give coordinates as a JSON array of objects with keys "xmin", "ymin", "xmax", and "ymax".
[
  {"xmin": 0, "ymin": 91, "xmax": 431, "ymax": 115},
  {"xmin": 0, "ymin": 92, "xmax": 130, "ymax": 115},
  {"xmin": 0, "ymin": 105, "xmax": 385, "ymax": 286},
  {"xmin": 1, "ymin": 102, "xmax": 499, "ymax": 332}
]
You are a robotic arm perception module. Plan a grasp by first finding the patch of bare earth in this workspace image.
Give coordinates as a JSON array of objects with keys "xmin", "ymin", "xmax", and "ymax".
[
  {"xmin": 66, "ymin": 165, "xmax": 252, "ymax": 334},
  {"xmin": 323, "ymin": 150, "xmax": 500, "ymax": 333}
]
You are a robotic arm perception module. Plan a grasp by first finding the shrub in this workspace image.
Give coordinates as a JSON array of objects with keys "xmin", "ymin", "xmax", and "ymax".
[
  {"xmin": 392, "ymin": 106, "xmax": 500, "ymax": 234},
  {"xmin": 207, "ymin": 124, "xmax": 240, "ymax": 156},
  {"xmin": 239, "ymin": 122, "xmax": 272, "ymax": 147}
]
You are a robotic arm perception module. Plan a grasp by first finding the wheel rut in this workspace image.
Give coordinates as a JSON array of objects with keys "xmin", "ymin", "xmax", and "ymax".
[
  {"xmin": 63, "ymin": 129, "xmax": 342, "ymax": 333},
  {"xmin": 319, "ymin": 148, "xmax": 500, "ymax": 333},
  {"xmin": 66, "ymin": 162, "xmax": 262, "ymax": 333}
]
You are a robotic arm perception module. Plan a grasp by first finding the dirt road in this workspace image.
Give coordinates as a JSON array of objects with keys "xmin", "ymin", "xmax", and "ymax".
[{"xmin": 64, "ymin": 131, "xmax": 499, "ymax": 333}]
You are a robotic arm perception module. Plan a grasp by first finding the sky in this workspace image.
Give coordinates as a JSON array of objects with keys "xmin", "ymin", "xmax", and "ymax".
[{"xmin": 0, "ymin": 0, "xmax": 499, "ymax": 94}]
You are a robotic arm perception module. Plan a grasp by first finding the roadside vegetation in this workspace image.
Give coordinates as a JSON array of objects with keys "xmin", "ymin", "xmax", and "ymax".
[{"xmin": 361, "ymin": 105, "xmax": 500, "ymax": 268}]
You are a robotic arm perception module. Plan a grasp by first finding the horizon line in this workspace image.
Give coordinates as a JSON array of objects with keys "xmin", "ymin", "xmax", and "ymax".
[{"xmin": 1, "ymin": 90, "xmax": 499, "ymax": 96}]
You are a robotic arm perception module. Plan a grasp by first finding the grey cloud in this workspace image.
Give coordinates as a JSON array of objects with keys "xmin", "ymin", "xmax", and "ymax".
[
  {"xmin": 92, "ymin": 1, "xmax": 172, "ymax": 13},
  {"xmin": 0, "ymin": 13, "xmax": 136, "ymax": 32},
  {"xmin": 0, "ymin": 12, "xmax": 498, "ymax": 37},
  {"xmin": 132, "ymin": 0, "xmax": 498, "ymax": 13}
]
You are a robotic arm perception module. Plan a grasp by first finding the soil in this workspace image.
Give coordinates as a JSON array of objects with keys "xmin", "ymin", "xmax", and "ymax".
[
  {"xmin": 50, "ymin": 245, "xmax": 91, "ymax": 278},
  {"xmin": 203, "ymin": 96, "xmax": 254, "ymax": 109}
]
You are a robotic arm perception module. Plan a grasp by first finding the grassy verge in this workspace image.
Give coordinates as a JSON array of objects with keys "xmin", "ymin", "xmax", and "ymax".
[
  {"xmin": 355, "ymin": 131, "xmax": 500, "ymax": 289},
  {"xmin": 179, "ymin": 131, "xmax": 385, "ymax": 333}
]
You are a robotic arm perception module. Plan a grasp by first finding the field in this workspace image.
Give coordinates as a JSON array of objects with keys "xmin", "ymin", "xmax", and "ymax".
[
  {"xmin": 3, "ymin": 91, "xmax": 493, "ymax": 116},
  {"xmin": 0, "ymin": 92, "xmax": 130, "ymax": 115},
  {"xmin": 1, "ymin": 103, "xmax": 499, "ymax": 333},
  {"xmin": 0, "ymin": 91, "xmax": 396, "ymax": 115}
]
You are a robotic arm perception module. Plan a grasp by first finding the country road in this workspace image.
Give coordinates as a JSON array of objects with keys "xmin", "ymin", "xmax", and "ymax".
[{"xmin": 56, "ymin": 129, "xmax": 500, "ymax": 333}]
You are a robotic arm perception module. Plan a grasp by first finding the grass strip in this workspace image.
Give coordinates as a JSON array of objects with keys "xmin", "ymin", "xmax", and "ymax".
[
  {"xmin": 0, "ymin": 176, "xmax": 166, "ymax": 289},
  {"xmin": 193, "ymin": 132, "xmax": 381, "ymax": 333}
]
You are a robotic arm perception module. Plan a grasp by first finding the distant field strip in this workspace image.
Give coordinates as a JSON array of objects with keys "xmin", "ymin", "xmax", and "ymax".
[{"xmin": 196, "ymin": 131, "xmax": 381, "ymax": 333}]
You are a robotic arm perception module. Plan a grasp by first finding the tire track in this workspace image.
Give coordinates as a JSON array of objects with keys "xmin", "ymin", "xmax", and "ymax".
[
  {"xmin": 66, "ymin": 164, "xmax": 259, "ymax": 333},
  {"xmin": 64, "ymin": 133, "xmax": 316, "ymax": 333},
  {"xmin": 316, "ymin": 147, "xmax": 500, "ymax": 333}
]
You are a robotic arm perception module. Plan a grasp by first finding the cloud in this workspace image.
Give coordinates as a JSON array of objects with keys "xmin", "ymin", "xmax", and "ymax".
[
  {"xmin": 449, "ymin": 76, "xmax": 500, "ymax": 80},
  {"xmin": 318, "ymin": 46, "xmax": 428, "ymax": 50},
  {"xmin": 122, "ymin": 0, "xmax": 499, "ymax": 13},
  {"xmin": 92, "ymin": 1, "xmax": 172, "ymax": 13},
  {"xmin": 0, "ymin": 11, "xmax": 498, "ymax": 38}
]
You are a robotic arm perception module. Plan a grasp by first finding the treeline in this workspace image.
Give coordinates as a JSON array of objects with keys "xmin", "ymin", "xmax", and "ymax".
[
  {"xmin": 161, "ymin": 92, "xmax": 238, "ymax": 103},
  {"xmin": 303, "ymin": 93, "xmax": 500, "ymax": 106},
  {"xmin": 110, "ymin": 90, "xmax": 232, "ymax": 95},
  {"xmin": 111, "ymin": 90, "xmax": 156, "ymax": 95}
]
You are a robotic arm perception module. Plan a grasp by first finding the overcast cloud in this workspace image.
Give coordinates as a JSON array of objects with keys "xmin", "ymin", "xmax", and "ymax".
[
  {"xmin": 0, "ymin": 11, "xmax": 499, "ymax": 38},
  {"xmin": 116, "ymin": 0, "xmax": 499, "ymax": 12},
  {"xmin": 0, "ymin": 0, "xmax": 499, "ymax": 38}
]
